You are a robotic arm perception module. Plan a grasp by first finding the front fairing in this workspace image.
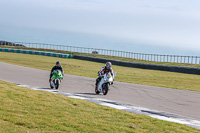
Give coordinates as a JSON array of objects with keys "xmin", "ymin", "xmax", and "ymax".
[
  {"xmin": 104, "ymin": 73, "xmax": 113, "ymax": 84},
  {"xmin": 51, "ymin": 70, "xmax": 63, "ymax": 80}
]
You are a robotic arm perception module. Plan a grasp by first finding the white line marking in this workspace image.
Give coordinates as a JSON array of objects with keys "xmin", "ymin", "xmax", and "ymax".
[
  {"xmin": 99, "ymin": 103, "xmax": 129, "ymax": 110},
  {"xmin": 68, "ymin": 96, "xmax": 88, "ymax": 100},
  {"xmin": 8, "ymin": 83, "xmax": 200, "ymax": 130}
]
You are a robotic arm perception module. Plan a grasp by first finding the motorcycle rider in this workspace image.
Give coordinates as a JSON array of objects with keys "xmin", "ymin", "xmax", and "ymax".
[
  {"xmin": 49, "ymin": 61, "xmax": 64, "ymax": 82},
  {"xmin": 95, "ymin": 62, "xmax": 114, "ymax": 86}
]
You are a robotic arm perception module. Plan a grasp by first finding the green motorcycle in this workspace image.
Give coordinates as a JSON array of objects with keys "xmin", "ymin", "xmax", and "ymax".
[{"xmin": 50, "ymin": 70, "xmax": 63, "ymax": 89}]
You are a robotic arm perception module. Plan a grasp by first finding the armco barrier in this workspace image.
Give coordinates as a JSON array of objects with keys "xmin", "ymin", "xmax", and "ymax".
[
  {"xmin": 74, "ymin": 55, "xmax": 200, "ymax": 75},
  {"xmin": 0, "ymin": 48, "xmax": 72, "ymax": 59}
]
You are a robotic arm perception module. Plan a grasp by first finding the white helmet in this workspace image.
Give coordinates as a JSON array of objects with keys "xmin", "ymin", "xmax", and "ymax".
[{"xmin": 105, "ymin": 62, "xmax": 112, "ymax": 69}]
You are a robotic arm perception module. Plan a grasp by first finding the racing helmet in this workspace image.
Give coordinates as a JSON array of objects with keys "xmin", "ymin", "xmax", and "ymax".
[
  {"xmin": 105, "ymin": 62, "xmax": 112, "ymax": 69},
  {"xmin": 56, "ymin": 61, "xmax": 61, "ymax": 66}
]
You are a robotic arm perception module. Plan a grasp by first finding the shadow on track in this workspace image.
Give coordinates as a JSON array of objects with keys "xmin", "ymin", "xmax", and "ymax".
[
  {"xmin": 38, "ymin": 88, "xmax": 53, "ymax": 90},
  {"xmin": 76, "ymin": 93, "xmax": 98, "ymax": 96}
]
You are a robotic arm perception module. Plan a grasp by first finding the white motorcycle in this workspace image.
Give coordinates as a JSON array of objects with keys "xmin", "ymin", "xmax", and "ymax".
[{"xmin": 95, "ymin": 72, "xmax": 116, "ymax": 95}]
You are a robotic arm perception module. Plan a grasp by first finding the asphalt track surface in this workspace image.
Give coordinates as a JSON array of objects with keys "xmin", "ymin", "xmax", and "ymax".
[{"xmin": 0, "ymin": 62, "xmax": 200, "ymax": 121}]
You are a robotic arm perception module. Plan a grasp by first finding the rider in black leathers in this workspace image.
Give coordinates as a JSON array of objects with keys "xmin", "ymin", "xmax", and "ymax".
[{"xmin": 49, "ymin": 61, "xmax": 64, "ymax": 82}]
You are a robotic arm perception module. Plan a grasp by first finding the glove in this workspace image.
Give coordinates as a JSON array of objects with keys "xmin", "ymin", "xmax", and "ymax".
[{"xmin": 101, "ymin": 71, "xmax": 104, "ymax": 75}]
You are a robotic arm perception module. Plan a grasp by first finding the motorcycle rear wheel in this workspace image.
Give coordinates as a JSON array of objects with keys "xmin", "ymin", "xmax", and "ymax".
[{"xmin": 95, "ymin": 85, "xmax": 100, "ymax": 94}]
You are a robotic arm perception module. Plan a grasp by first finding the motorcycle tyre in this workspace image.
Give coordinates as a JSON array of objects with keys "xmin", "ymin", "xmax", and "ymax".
[
  {"xmin": 55, "ymin": 80, "xmax": 59, "ymax": 89},
  {"xmin": 103, "ymin": 83, "xmax": 109, "ymax": 95},
  {"xmin": 95, "ymin": 85, "xmax": 100, "ymax": 94}
]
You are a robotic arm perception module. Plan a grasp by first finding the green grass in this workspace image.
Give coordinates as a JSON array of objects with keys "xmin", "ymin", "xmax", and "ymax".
[
  {"xmin": 0, "ymin": 80, "xmax": 199, "ymax": 133},
  {"xmin": 1, "ymin": 45, "xmax": 200, "ymax": 68},
  {"xmin": 1, "ymin": 52, "xmax": 200, "ymax": 92}
]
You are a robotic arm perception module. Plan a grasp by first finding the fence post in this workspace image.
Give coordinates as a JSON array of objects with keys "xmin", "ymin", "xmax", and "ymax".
[
  {"xmin": 180, "ymin": 56, "xmax": 182, "ymax": 63},
  {"xmin": 195, "ymin": 56, "xmax": 198, "ymax": 64},
  {"xmin": 160, "ymin": 55, "xmax": 162, "ymax": 62},
  {"xmin": 183, "ymin": 56, "xmax": 185, "ymax": 63},
  {"xmin": 157, "ymin": 54, "xmax": 158, "ymax": 62},
  {"xmin": 166, "ymin": 55, "xmax": 168, "ymax": 62},
  {"xmin": 191, "ymin": 56, "xmax": 193, "ymax": 64},
  {"xmin": 177, "ymin": 56, "xmax": 178, "ymax": 63}
]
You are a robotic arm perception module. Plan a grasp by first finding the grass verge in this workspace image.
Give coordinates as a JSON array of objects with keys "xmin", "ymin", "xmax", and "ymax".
[
  {"xmin": 1, "ymin": 52, "xmax": 200, "ymax": 92},
  {"xmin": 0, "ymin": 80, "xmax": 199, "ymax": 133},
  {"xmin": 1, "ymin": 45, "xmax": 200, "ymax": 68}
]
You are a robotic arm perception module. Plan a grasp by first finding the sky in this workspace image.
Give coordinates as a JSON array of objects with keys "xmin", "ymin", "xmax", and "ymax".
[{"xmin": 0, "ymin": 0, "xmax": 200, "ymax": 52}]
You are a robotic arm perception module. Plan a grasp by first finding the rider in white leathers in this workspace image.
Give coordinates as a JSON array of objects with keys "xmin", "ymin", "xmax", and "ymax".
[{"xmin": 95, "ymin": 62, "xmax": 114, "ymax": 86}]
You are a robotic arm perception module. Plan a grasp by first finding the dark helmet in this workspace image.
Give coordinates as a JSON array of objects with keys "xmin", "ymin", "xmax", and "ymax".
[
  {"xmin": 105, "ymin": 62, "xmax": 112, "ymax": 69},
  {"xmin": 56, "ymin": 61, "xmax": 61, "ymax": 66}
]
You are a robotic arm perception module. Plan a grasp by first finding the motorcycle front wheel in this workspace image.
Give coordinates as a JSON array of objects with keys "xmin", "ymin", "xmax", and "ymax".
[
  {"xmin": 55, "ymin": 80, "xmax": 59, "ymax": 89},
  {"xmin": 103, "ymin": 83, "xmax": 109, "ymax": 95}
]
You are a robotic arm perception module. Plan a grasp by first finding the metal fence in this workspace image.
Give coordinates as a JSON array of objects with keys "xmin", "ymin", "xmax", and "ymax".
[{"xmin": 1, "ymin": 41, "xmax": 200, "ymax": 64}]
